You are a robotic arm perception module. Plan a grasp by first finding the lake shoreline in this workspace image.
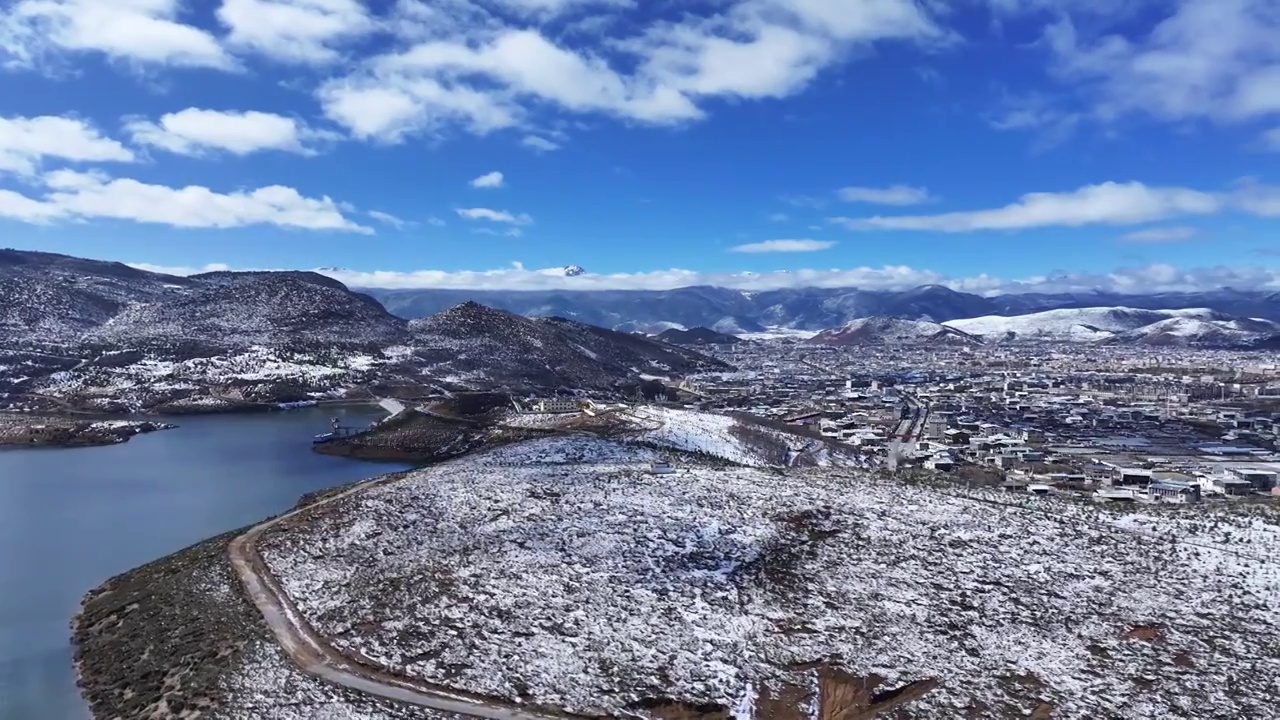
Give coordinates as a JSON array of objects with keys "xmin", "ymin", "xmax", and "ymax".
[
  {"xmin": 70, "ymin": 471, "xmax": 415, "ymax": 719},
  {"xmin": 0, "ymin": 414, "xmax": 176, "ymax": 448},
  {"xmin": 0, "ymin": 405, "xmax": 408, "ymax": 720},
  {"xmin": 0, "ymin": 399, "xmax": 382, "ymax": 449}
]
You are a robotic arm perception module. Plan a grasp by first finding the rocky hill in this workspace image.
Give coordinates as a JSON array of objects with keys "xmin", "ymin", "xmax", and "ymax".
[
  {"xmin": 408, "ymin": 302, "xmax": 729, "ymax": 393},
  {"xmin": 0, "ymin": 249, "xmax": 194, "ymax": 347},
  {"xmin": 0, "ymin": 250, "xmax": 406, "ymax": 352},
  {"xmin": 0, "ymin": 250, "xmax": 732, "ymax": 412},
  {"xmin": 656, "ymin": 327, "xmax": 742, "ymax": 345},
  {"xmin": 85, "ymin": 271, "xmax": 408, "ymax": 352},
  {"xmin": 807, "ymin": 317, "xmax": 982, "ymax": 346}
]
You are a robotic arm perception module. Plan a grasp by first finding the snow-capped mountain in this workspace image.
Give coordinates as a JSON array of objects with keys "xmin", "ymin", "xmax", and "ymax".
[
  {"xmin": 944, "ymin": 307, "xmax": 1280, "ymax": 347},
  {"xmin": 560, "ymin": 264, "xmax": 587, "ymax": 277},
  {"xmin": 368, "ymin": 283, "xmax": 1280, "ymax": 332},
  {"xmin": 807, "ymin": 317, "xmax": 982, "ymax": 346},
  {"xmin": 408, "ymin": 301, "xmax": 729, "ymax": 392}
]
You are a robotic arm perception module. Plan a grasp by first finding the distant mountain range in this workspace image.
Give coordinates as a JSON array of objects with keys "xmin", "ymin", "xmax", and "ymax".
[
  {"xmin": 805, "ymin": 307, "xmax": 1280, "ymax": 349},
  {"xmin": 0, "ymin": 250, "xmax": 726, "ymax": 408},
  {"xmin": 6, "ymin": 249, "xmax": 1280, "ymax": 361},
  {"xmin": 365, "ymin": 283, "xmax": 1280, "ymax": 335},
  {"xmin": 946, "ymin": 307, "xmax": 1280, "ymax": 348}
]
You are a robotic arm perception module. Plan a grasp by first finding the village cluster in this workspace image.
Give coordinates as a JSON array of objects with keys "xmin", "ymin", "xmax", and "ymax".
[{"xmin": 673, "ymin": 339, "xmax": 1280, "ymax": 505}]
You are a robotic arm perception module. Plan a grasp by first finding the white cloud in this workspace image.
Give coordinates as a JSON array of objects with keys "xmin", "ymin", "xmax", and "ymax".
[
  {"xmin": 126, "ymin": 261, "xmax": 235, "ymax": 276},
  {"xmin": 834, "ymin": 181, "xmax": 1225, "ymax": 232},
  {"xmin": 730, "ymin": 239, "xmax": 836, "ymax": 253},
  {"xmin": 470, "ymin": 170, "xmax": 505, "ymax": 188},
  {"xmin": 0, "ymin": 0, "xmax": 234, "ymax": 70},
  {"xmin": 0, "ymin": 170, "xmax": 370, "ymax": 232},
  {"xmin": 474, "ymin": 226, "xmax": 523, "ymax": 238},
  {"xmin": 456, "ymin": 207, "xmax": 532, "ymax": 225},
  {"xmin": 0, "ymin": 116, "xmax": 134, "ymax": 176},
  {"xmin": 1041, "ymin": 0, "xmax": 1280, "ymax": 123},
  {"xmin": 131, "ymin": 259, "xmax": 1280, "ymax": 296},
  {"xmin": 488, "ymin": 0, "xmax": 634, "ymax": 15},
  {"xmin": 1120, "ymin": 226, "xmax": 1198, "ymax": 243},
  {"xmin": 368, "ymin": 210, "xmax": 409, "ymax": 229},
  {"xmin": 426, "ymin": 215, "xmax": 447, "ymax": 227},
  {"xmin": 837, "ymin": 184, "xmax": 932, "ymax": 206},
  {"xmin": 317, "ymin": 1, "xmax": 948, "ymax": 142},
  {"xmin": 521, "ymin": 135, "xmax": 562, "ymax": 152},
  {"xmin": 1235, "ymin": 183, "xmax": 1280, "ymax": 217},
  {"xmin": 125, "ymin": 108, "xmax": 331, "ymax": 156},
  {"xmin": 216, "ymin": 0, "xmax": 378, "ymax": 65},
  {"xmin": 1263, "ymin": 127, "xmax": 1280, "ymax": 151}
]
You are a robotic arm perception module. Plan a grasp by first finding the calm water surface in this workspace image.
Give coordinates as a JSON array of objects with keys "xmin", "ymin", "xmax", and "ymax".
[{"xmin": 0, "ymin": 407, "xmax": 410, "ymax": 720}]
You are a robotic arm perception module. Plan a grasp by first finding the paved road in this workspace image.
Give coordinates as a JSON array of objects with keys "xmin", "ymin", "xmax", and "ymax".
[{"xmin": 228, "ymin": 476, "xmax": 588, "ymax": 720}]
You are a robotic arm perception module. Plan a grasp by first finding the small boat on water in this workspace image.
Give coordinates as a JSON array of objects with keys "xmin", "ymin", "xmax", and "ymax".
[{"xmin": 312, "ymin": 432, "xmax": 335, "ymax": 444}]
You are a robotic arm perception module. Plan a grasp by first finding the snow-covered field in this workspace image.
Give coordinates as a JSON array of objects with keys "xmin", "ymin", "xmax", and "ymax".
[{"xmin": 259, "ymin": 435, "xmax": 1280, "ymax": 719}]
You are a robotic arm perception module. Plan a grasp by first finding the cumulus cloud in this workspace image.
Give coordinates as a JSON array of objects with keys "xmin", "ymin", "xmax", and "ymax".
[
  {"xmin": 833, "ymin": 181, "xmax": 1226, "ymax": 232},
  {"xmin": 730, "ymin": 239, "xmax": 835, "ymax": 253},
  {"xmin": 838, "ymin": 184, "xmax": 933, "ymax": 206},
  {"xmin": 316, "ymin": 1, "xmax": 948, "ymax": 142},
  {"xmin": 456, "ymin": 207, "xmax": 532, "ymax": 224},
  {"xmin": 1040, "ymin": 0, "xmax": 1280, "ymax": 124},
  {"xmin": 125, "ymin": 108, "xmax": 332, "ymax": 156},
  {"xmin": 0, "ymin": 115, "xmax": 134, "ymax": 176},
  {"xmin": 0, "ymin": 170, "xmax": 370, "ymax": 232},
  {"xmin": 123, "ymin": 259, "xmax": 1280, "ymax": 297},
  {"xmin": 470, "ymin": 171, "xmax": 505, "ymax": 188},
  {"xmin": 0, "ymin": 0, "xmax": 233, "ymax": 70},
  {"xmin": 216, "ymin": 0, "xmax": 378, "ymax": 65},
  {"xmin": 1120, "ymin": 226, "xmax": 1198, "ymax": 243},
  {"xmin": 521, "ymin": 135, "xmax": 562, "ymax": 152}
]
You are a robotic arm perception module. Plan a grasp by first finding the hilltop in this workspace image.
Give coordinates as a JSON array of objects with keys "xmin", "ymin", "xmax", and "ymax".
[
  {"xmin": 408, "ymin": 301, "xmax": 728, "ymax": 393},
  {"xmin": 72, "ymin": 421, "xmax": 1280, "ymax": 720}
]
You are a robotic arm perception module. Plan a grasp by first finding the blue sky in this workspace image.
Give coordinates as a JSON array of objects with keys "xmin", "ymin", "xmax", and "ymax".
[{"xmin": 0, "ymin": 0, "xmax": 1278, "ymax": 293}]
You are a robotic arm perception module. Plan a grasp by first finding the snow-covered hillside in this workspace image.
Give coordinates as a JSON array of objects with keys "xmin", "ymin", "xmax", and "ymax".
[
  {"xmin": 624, "ymin": 406, "xmax": 863, "ymax": 468},
  {"xmin": 259, "ymin": 435, "xmax": 1280, "ymax": 719},
  {"xmin": 944, "ymin": 307, "xmax": 1280, "ymax": 346},
  {"xmin": 807, "ymin": 317, "xmax": 980, "ymax": 346},
  {"xmin": 409, "ymin": 302, "xmax": 727, "ymax": 392}
]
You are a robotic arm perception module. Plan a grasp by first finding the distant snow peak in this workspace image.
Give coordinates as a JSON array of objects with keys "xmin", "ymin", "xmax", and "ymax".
[
  {"xmin": 942, "ymin": 306, "xmax": 1280, "ymax": 347},
  {"xmin": 562, "ymin": 265, "xmax": 586, "ymax": 277}
]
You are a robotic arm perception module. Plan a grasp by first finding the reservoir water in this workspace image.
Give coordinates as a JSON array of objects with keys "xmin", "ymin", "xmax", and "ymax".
[{"xmin": 0, "ymin": 406, "xmax": 410, "ymax": 720}]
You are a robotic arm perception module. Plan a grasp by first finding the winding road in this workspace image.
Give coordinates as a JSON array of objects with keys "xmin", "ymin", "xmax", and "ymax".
[{"xmin": 227, "ymin": 475, "xmax": 589, "ymax": 720}]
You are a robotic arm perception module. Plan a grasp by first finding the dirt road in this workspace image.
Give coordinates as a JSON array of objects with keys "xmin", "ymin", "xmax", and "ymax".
[{"xmin": 228, "ymin": 475, "xmax": 590, "ymax": 720}]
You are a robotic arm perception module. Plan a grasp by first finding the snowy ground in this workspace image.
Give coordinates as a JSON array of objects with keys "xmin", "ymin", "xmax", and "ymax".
[
  {"xmin": 624, "ymin": 406, "xmax": 866, "ymax": 468},
  {"xmin": 27, "ymin": 347, "xmax": 390, "ymax": 411},
  {"xmin": 259, "ymin": 435, "xmax": 1280, "ymax": 719}
]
